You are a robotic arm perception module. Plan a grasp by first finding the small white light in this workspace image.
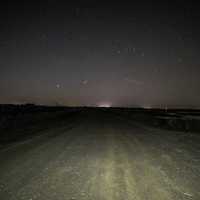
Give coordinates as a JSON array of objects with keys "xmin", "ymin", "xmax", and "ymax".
[
  {"xmin": 82, "ymin": 80, "xmax": 88, "ymax": 85},
  {"xmin": 56, "ymin": 84, "xmax": 60, "ymax": 88}
]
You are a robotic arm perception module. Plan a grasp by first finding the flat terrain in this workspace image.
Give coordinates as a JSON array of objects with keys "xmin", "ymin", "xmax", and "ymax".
[{"xmin": 0, "ymin": 110, "xmax": 200, "ymax": 200}]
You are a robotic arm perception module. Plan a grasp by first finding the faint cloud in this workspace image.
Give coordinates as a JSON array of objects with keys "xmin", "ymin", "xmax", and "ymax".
[{"xmin": 124, "ymin": 78, "xmax": 144, "ymax": 85}]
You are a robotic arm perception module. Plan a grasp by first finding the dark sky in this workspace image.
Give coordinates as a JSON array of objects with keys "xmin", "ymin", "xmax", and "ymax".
[{"xmin": 0, "ymin": 1, "xmax": 200, "ymax": 107}]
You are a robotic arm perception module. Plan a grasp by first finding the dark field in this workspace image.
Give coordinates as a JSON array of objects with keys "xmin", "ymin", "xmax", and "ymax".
[
  {"xmin": 0, "ymin": 104, "xmax": 81, "ymax": 146},
  {"xmin": 108, "ymin": 107, "xmax": 200, "ymax": 132},
  {"xmin": 0, "ymin": 105, "xmax": 200, "ymax": 200}
]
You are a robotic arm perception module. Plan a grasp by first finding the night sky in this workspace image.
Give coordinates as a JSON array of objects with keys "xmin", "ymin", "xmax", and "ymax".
[{"xmin": 0, "ymin": 1, "xmax": 200, "ymax": 107}]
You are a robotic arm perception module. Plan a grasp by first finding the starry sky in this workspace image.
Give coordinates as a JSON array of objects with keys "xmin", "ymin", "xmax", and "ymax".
[{"xmin": 0, "ymin": 1, "xmax": 200, "ymax": 107}]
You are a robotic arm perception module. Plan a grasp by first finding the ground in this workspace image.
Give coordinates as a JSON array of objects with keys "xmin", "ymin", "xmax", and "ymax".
[{"xmin": 0, "ymin": 109, "xmax": 199, "ymax": 200}]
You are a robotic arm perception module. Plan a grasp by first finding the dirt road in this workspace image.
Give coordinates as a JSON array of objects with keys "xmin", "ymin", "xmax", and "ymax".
[{"xmin": 0, "ymin": 110, "xmax": 199, "ymax": 200}]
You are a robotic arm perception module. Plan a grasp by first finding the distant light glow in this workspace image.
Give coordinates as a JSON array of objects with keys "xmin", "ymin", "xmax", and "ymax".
[
  {"xmin": 98, "ymin": 102, "xmax": 112, "ymax": 108},
  {"xmin": 142, "ymin": 105, "xmax": 152, "ymax": 109}
]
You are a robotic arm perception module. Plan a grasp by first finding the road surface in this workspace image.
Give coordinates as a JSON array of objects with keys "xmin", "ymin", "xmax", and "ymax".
[{"xmin": 0, "ymin": 110, "xmax": 200, "ymax": 200}]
